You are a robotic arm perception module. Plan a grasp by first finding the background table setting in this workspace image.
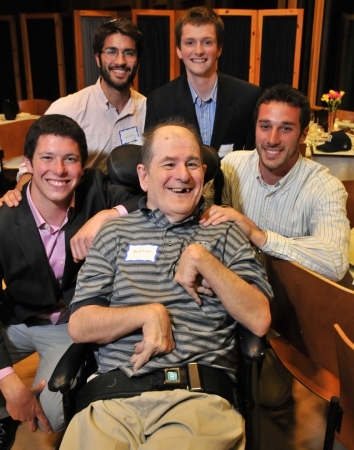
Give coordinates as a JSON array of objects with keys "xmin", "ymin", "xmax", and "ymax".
[{"xmin": 305, "ymin": 119, "xmax": 354, "ymax": 180}]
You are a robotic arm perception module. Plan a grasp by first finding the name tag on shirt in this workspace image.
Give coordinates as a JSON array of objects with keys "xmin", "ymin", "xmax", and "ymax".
[
  {"xmin": 218, "ymin": 144, "xmax": 233, "ymax": 158},
  {"xmin": 120, "ymin": 126, "xmax": 141, "ymax": 145},
  {"xmin": 125, "ymin": 244, "xmax": 159, "ymax": 262}
]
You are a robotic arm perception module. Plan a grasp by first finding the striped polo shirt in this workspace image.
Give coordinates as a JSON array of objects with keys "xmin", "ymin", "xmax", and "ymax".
[{"xmin": 71, "ymin": 199, "xmax": 272, "ymax": 381}]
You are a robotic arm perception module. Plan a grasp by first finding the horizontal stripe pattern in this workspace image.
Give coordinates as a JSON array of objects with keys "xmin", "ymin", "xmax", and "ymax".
[{"xmin": 72, "ymin": 207, "xmax": 272, "ymax": 380}]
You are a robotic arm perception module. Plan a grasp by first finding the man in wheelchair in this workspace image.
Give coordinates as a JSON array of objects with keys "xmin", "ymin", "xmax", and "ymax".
[{"xmin": 61, "ymin": 118, "xmax": 272, "ymax": 449}]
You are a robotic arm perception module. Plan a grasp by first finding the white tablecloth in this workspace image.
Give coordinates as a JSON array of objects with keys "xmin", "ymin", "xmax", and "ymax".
[
  {"xmin": 306, "ymin": 130, "xmax": 354, "ymax": 181},
  {"xmin": 0, "ymin": 113, "xmax": 40, "ymax": 124},
  {"xmin": 3, "ymin": 156, "xmax": 24, "ymax": 170}
]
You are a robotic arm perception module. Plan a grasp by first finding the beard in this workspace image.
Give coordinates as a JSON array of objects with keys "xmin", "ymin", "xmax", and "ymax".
[{"xmin": 100, "ymin": 62, "xmax": 138, "ymax": 91}]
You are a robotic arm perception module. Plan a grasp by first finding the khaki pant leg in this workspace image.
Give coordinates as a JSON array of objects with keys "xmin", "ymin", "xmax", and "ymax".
[
  {"xmin": 141, "ymin": 390, "xmax": 245, "ymax": 450},
  {"xmin": 60, "ymin": 390, "xmax": 245, "ymax": 450},
  {"xmin": 60, "ymin": 398, "xmax": 146, "ymax": 450}
]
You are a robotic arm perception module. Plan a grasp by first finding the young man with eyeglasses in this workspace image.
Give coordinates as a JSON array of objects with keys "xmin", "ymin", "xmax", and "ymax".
[{"xmin": 12, "ymin": 18, "xmax": 146, "ymax": 192}]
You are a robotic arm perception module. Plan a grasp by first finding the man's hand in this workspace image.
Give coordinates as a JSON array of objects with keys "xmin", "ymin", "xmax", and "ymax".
[
  {"xmin": 174, "ymin": 244, "xmax": 213, "ymax": 305},
  {"xmin": 70, "ymin": 209, "xmax": 120, "ymax": 262},
  {"xmin": 130, "ymin": 303, "xmax": 175, "ymax": 372},
  {"xmin": 200, "ymin": 206, "xmax": 267, "ymax": 248},
  {"xmin": 0, "ymin": 373, "xmax": 53, "ymax": 433},
  {"xmin": 0, "ymin": 189, "xmax": 22, "ymax": 207}
]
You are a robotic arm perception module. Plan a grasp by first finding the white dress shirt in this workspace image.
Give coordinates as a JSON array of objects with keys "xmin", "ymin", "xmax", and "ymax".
[
  {"xmin": 205, "ymin": 150, "xmax": 349, "ymax": 281},
  {"xmin": 18, "ymin": 78, "xmax": 146, "ymax": 176}
]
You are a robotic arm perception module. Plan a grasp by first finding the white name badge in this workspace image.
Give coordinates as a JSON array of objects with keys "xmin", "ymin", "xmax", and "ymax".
[
  {"xmin": 119, "ymin": 126, "xmax": 140, "ymax": 145},
  {"xmin": 125, "ymin": 244, "xmax": 159, "ymax": 262},
  {"xmin": 218, "ymin": 144, "xmax": 233, "ymax": 158}
]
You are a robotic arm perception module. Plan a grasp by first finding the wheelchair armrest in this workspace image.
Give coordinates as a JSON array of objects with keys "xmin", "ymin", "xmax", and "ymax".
[
  {"xmin": 238, "ymin": 324, "xmax": 266, "ymax": 363},
  {"xmin": 48, "ymin": 343, "xmax": 91, "ymax": 393}
]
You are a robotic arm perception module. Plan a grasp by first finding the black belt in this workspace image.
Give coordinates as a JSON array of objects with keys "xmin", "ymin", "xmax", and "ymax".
[{"xmin": 76, "ymin": 363, "xmax": 241, "ymax": 414}]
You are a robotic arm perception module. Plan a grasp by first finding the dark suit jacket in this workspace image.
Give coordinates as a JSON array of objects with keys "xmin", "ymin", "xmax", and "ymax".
[
  {"xmin": 145, "ymin": 73, "xmax": 261, "ymax": 151},
  {"xmin": 0, "ymin": 168, "xmax": 141, "ymax": 369}
]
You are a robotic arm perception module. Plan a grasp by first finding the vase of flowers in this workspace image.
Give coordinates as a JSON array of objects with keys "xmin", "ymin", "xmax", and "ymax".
[{"xmin": 321, "ymin": 90, "xmax": 345, "ymax": 132}]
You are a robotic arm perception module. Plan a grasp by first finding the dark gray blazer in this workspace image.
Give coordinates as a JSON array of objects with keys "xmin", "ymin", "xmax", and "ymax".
[
  {"xmin": 0, "ymin": 168, "xmax": 141, "ymax": 369},
  {"xmin": 145, "ymin": 72, "xmax": 261, "ymax": 151}
]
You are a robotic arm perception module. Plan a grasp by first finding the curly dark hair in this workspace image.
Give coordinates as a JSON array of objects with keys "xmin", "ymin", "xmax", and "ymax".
[
  {"xmin": 92, "ymin": 18, "xmax": 143, "ymax": 62},
  {"xmin": 254, "ymin": 84, "xmax": 310, "ymax": 133}
]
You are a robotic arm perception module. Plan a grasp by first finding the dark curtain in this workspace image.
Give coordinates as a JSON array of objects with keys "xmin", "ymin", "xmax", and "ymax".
[
  {"xmin": 259, "ymin": 16, "xmax": 297, "ymax": 90},
  {"xmin": 137, "ymin": 15, "xmax": 170, "ymax": 96},
  {"xmin": 62, "ymin": 15, "xmax": 76, "ymax": 95},
  {"xmin": 81, "ymin": 17, "xmax": 107, "ymax": 88},
  {"xmin": 26, "ymin": 18, "xmax": 59, "ymax": 100},
  {"xmin": 316, "ymin": 0, "xmax": 337, "ymax": 104},
  {"xmin": 316, "ymin": 0, "xmax": 354, "ymax": 110},
  {"xmin": 338, "ymin": 17, "xmax": 354, "ymax": 110},
  {"xmin": 0, "ymin": 20, "xmax": 17, "ymax": 112},
  {"xmin": 298, "ymin": 0, "xmax": 315, "ymax": 95},
  {"xmin": 218, "ymin": 15, "xmax": 251, "ymax": 81}
]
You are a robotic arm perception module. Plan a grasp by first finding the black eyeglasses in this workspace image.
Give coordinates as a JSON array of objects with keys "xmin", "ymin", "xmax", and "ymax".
[{"xmin": 101, "ymin": 48, "xmax": 137, "ymax": 62}]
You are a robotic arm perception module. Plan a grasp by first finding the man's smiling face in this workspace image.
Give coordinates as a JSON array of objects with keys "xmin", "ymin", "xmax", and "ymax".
[
  {"xmin": 176, "ymin": 23, "xmax": 222, "ymax": 80},
  {"xmin": 96, "ymin": 32, "xmax": 138, "ymax": 91},
  {"xmin": 25, "ymin": 134, "xmax": 84, "ymax": 210},
  {"xmin": 137, "ymin": 125, "xmax": 206, "ymax": 223},
  {"xmin": 255, "ymin": 101, "xmax": 307, "ymax": 184}
]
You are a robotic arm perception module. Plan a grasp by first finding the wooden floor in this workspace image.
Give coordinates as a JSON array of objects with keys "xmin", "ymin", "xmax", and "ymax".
[{"xmin": 11, "ymin": 353, "xmax": 346, "ymax": 450}]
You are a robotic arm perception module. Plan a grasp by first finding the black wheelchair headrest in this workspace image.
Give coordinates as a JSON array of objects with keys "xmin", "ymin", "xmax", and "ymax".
[{"xmin": 107, "ymin": 144, "xmax": 220, "ymax": 188}]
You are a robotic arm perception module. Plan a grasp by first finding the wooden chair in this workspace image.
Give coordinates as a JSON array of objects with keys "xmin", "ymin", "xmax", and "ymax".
[
  {"xmin": 336, "ymin": 110, "xmax": 354, "ymax": 123},
  {"xmin": 299, "ymin": 142, "xmax": 306, "ymax": 157},
  {"xmin": 18, "ymin": 99, "xmax": 52, "ymax": 116},
  {"xmin": 0, "ymin": 118, "xmax": 37, "ymax": 161},
  {"xmin": 333, "ymin": 323, "xmax": 354, "ymax": 450},
  {"xmin": 264, "ymin": 255, "xmax": 354, "ymax": 449},
  {"xmin": 341, "ymin": 180, "xmax": 354, "ymax": 228}
]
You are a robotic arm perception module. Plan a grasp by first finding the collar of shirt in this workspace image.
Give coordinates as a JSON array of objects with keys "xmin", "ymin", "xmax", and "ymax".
[
  {"xmin": 188, "ymin": 78, "xmax": 218, "ymax": 146},
  {"xmin": 256, "ymin": 152, "xmax": 303, "ymax": 191},
  {"xmin": 138, "ymin": 196, "xmax": 205, "ymax": 228},
  {"xmin": 96, "ymin": 77, "xmax": 139, "ymax": 120},
  {"xmin": 26, "ymin": 183, "xmax": 74, "ymax": 323},
  {"xmin": 188, "ymin": 77, "xmax": 218, "ymax": 105},
  {"xmin": 26, "ymin": 182, "xmax": 74, "ymax": 233}
]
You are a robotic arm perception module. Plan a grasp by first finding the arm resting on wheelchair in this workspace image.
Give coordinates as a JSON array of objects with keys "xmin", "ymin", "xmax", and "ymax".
[
  {"xmin": 47, "ymin": 325, "xmax": 265, "ymax": 394},
  {"xmin": 48, "ymin": 343, "xmax": 91, "ymax": 394},
  {"xmin": 238, "ymin": 324, "xmax": 266, "ymax": 363}
]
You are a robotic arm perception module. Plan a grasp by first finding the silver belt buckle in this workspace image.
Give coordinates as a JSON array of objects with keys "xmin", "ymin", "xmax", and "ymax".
[{"xmin": 187, "ymin": 362, "xmax": 202, "ymax": 391}]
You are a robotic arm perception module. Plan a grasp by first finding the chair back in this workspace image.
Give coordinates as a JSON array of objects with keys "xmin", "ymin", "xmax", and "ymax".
[
  {"xmin": 265, "ymin": 256, "xmax": 354, "ymax": 448},
  {"xmin": 341, "ymin": 180, "xmax": 354, "ymax": 228},
  {"xmin": 0, "ymin": 119, "xmax": 37, "ymax": 160},
  {"xmin": 107, "ymin": 144, "xmax": 220, "ymax": 188},
  {"xmin": 18, "ymin": 99, "xmax": 52, "ymax": 116},
  {"xmin": 299, "ymin": 142, "xmax": 306, "ymax": 157},
  {"xmin": 265, "ymin": 256, "xmax": 354, "ymax": 379},
  {"xmin": 333, "ymin": 324, "xmax": 354, "ymax": 449},
  {"xmin": 336, "ymin": 110, "xmax": 354, "ymax": 122}
]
